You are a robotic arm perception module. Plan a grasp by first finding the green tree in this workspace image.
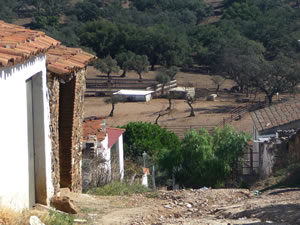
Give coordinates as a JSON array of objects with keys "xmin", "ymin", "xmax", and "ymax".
[
  {"xmin": 121, "ymin": 122, "xmax": 181, "ymax": 160},
  {"xmin": 155, "ymin": 73, "xmax": 170, "ymax": 96},
  {"xmin": 158, "ymin": 126, "xmax": 250, "ymax": 188},
  {"xmin": 115, "ymin": 51, "xmax": 136, "ymax": 77},
  {"xmin": 79, "ymin": 20, "xmax": 122, "ymax": 57},
  {"xmin": 215, "ymin": 33, "xmax": 265, "ymax": 93},
  {"xmin": 155, "ymin": 66, "xmax": 179, "ymax": 96},
  {"xmin": 131, "ymin": 55, "xmax": 149, "ymax": 80},
  {"xmin": 105, "ymin": 95, "xmax": 120, "ymax": 117},
  {"xmin": 71, "ymin": 2, "xmax": 101, "ymax": 22},
  {"xmin": 94, "ymin": 55, "xmax": 120, "ymax": 78},
  {"xmin": 250, "ymin": 54, "xmax": 300, "ymax": 104}
]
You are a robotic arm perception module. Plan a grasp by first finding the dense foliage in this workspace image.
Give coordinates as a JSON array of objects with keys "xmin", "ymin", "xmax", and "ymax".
[
  {"xmin": 158, "ymin": 126, "xmax": 250, "ymax": 188},
  {"xmin": 3, "ymin": 0, "xmax": 297, "ymax": 103},
  {"xmin": 122, "ymin": 122, "xmax": 249, "ymax": 188},
  {"xmin": 3, "ymin": 1, "xmax": 299, "ymax": 81},
  {"xmin": 121, "ymin": 122, "xmax": 181, "ymax": 160}
]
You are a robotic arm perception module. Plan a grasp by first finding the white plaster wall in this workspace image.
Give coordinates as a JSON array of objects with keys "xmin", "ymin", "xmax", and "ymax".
[
  {"xmin": 99, "ymin": 135, "xmax": 111, "ymax": 179},
  {"xmin": 117, "ymin": 135, "xmax": 124, "ymax": 180},
  {"xmin": 0, "ymin": 55, "xmax": 53, "ymax": 210},
  {"xmin": 145, "ymin": 94, "xmax": 152, "ymax": 102}
]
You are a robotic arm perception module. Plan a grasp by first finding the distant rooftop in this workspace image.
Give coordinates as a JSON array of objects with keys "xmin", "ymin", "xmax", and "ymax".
[
  {"xmin": 114, "ymin": 90, "xmax": 154, "ymax": 95},
  {"xmin": 83, "ymin": 117, "xmax": 107, "ymax": 142},
  {"xmin": 83, "ymin": 117, "xmax": 125, "ymax": 148},
  {"xmin": 251, "ymin": 100, "xmax": 300, "ymax": 132}
]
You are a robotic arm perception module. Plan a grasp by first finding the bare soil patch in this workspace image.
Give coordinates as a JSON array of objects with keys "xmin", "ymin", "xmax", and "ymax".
[
  {"xmin": 66, "ymin": 187, "xmax": 300, "ymax": 224},
  {"xmin": 85, "ymin": 67, "xmax": 253, "ymax": 134}
]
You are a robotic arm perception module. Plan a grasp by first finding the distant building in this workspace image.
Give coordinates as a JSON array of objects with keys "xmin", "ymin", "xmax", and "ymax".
[
  {"xmin": 82, "ymin": 117, "xmax": 125, "ymax": 190},
  {"xmin": 169, "ymin": 87, "xmax": 195, "ymax": 99},
  {"xmin": 247, "ymin": 100, "xmax": 300, "ymax": 177},
  {"xmin": 113, "ymin": 90, "xmax": 154, "ymax": 102},
  {"xmin": 0, "ymin": 21, "xmax": 95, "ymax": 210}
]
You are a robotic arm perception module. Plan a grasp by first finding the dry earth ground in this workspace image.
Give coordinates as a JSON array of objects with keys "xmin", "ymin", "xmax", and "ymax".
[
  {"xmin": 67, "ymin": 187, "xmax": 300, "ymax": 225},
  {"xmin": 85, "ymin": 67, "xmax": 253, "ymax": 134}
]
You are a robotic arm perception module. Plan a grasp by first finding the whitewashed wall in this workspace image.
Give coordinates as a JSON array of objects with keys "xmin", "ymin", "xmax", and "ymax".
[
  {"xmin": 0, "ymin": 55, "xmax": 53, "ymax": 210},
  {"xmin": 116, "ymin": 135, "xmax": 124, "ymax": 180},
  {"xmin": 99, "ymin": 135, "xmax": 111, "ymax": 180}
]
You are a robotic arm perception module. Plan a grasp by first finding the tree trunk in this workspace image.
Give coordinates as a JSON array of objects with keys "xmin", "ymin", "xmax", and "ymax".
[
  {"xmin": 120, "ymin": 70, "xmax": 126, "ymax": 77},
  {"xmin": 267, "ymin": 95, "xmax": 273, "ymax": 105},
  {"xmin": 240, "ymin": 84, "xmax": 244, "ymax": 93},
  {"xmin": 166, "ymin": 98, "xmax": 172, "ymax": 110},
  {"xmin": 188, "ymin": 102, "xmax": 195, "ymax": 117},
  {"xmin": 138, "ymin": 73, "xmax": 142, "ymax": 81},
  {"xmin": 216, "ymin": 84, "xmax": 220, "ymax": 95},
  {"xmin": 151, "ymin": 64, "xmax": 155, "ymax": 71},
  {"xmin": 154, "ymin": 113, "xmax": 161, "ymax": 124},
  {"xmin": 107, "ymin": 71, "xmax": 111, "ymax": 78},
  {"xmin": 109, "ymin": 103, "xmax": 115, "ymax": 117},
  {"xmin": 161, "ymin": 85, "xmax": 165, "ymax": 96}
]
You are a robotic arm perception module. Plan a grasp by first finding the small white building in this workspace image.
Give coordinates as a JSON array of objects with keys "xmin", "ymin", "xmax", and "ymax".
[
  {"xmin": 0, "ymin": 21, "xmax": 60, "ymax": 210},
  {"xmin": 82, "ymin": 117, "xmax": 125, "ymax": 189},
  {"xmin": 169, "ymin": 87, "xmax": 195, "ymax": 99},
  {"xmin": 113, "ymin": 90, "xmax": 154, "ymax": 102}
]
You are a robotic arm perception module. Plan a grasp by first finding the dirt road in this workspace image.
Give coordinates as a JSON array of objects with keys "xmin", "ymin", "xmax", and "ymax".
[{"xmin": 68, "ymin": 187, "xmax": 300, "ymax": 225}]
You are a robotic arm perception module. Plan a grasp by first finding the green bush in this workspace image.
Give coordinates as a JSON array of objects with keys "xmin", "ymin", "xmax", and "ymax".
[
  {"xmin": 159, "ymin": 126, "xmax": 250, "ymax": 188},
  {"xmin": 87, "ymin": 182, "xmax": 150, "ymax": 196},
  {"xmin": 49, "ymin": 210, "xmax": 74, "ymax": 225},
  {"xmin": 121, "ymin": 122, "xmax": 181, "ymax": 160}
]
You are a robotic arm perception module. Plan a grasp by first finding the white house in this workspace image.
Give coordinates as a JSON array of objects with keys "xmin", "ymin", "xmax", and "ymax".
[
  {"xmin": 0, "ymin": 21, "xmax": 60, "ymax": 210},
  {"xmin": 82, "ymin": 117, "xmax": 125, "ymax": 188},
  {"xmin": 113, "ymin": 90, "xmax": 154, "ymax": 102},
  {"xmin": 0, "ymin": 21, "xmax": 96, "ymax": 210}
]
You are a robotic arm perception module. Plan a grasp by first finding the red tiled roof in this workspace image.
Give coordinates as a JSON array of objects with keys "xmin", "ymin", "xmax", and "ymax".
[
  {"xmin": 107, "ymin": 127, "xmax": 125, "ymax": 149},
  {"xmin": 0, "ymin": 20, "xmax": 60, "ymax": 67},
  {"xmin": 251, "ymin": 100, "xmax": 300, "ymax": 132},
  {"xmin": 47, "ymin": 46, "xmax": 96, "ymax": 75},
  {"xmin": 83, "ymin": 117, "xmax": 107, "ymax": 142},
  {"xmin": 0, "ymin": 21, "xmax": 96, "ymax": 75}
]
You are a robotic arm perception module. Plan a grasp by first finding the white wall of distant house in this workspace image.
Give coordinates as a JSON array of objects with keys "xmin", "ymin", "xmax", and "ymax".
[
  {"xmin": 0, "ymin": 54, "xmax": 53, "ymax": 210},
  {"xmin": 98, "ymin": 134, "xmax": 124, "ymax": 181},
  {"xmin": 98, "ymin": 135, "xmax": 111, "ymax": 179},
  {"xmin": 116, "ymin": 135, "xmax": 124, "ymax": 180}
]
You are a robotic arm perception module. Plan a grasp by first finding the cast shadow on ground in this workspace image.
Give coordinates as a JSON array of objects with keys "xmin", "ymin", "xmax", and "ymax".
[
  {"xmin": 183, "ymin": 105, "xmax": 236, "ymax": 114},
  {"xmin": 226, "ymin": 203, "xmax": 300, "ymax": 225}
]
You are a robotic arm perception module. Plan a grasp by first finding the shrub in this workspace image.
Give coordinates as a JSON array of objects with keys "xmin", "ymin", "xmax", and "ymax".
[
  {"xmin": 0, "ymin": 208, "xmax": 74, "ymax": 225},
  {"xmin": 88, "ymin": 182, "xmax": 150, "ymax": 196},
  {"xmin": 121, "ymin": 122, "xmax": 180, "ymax": 160},
  {"xmin": 159, "ymin": 126, "xmax": 250, "ymax": 188}
]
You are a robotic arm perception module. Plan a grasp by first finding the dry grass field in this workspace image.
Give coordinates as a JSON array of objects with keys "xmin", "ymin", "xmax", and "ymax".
[{"xmin": 85, "ymin": 67, "xmax": 254, "ymax": 134}]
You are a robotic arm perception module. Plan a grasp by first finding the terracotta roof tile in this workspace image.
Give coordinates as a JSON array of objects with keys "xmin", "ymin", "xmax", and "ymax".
[
  {"xmin": 47, "ymin": 46, "xmax": 96, "ymax": 75},
  {"xmin": 251, "ymin": 99, "xmax": 300, "ymax": 132},
  {"xmin": 0, "ymin": 20, "xmax": 60, "ymax": 68},
  {"xmin": 0, "ymin": 21, "xmax": 96, "ymax": 75},
  {"xmin": 83, "ymin": 117, "xmax": 107, "ymax": 142}
]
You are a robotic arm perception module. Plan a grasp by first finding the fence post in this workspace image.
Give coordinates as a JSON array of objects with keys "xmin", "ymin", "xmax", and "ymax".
[{"xmin": 223, "ymin": 117, "xmax": 226, "ymax": 128}]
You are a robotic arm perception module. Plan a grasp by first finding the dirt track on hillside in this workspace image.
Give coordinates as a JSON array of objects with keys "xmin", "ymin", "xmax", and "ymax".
[{"xmin": 67, "ymin": 187, "xmax": 300, "ymax": 225}]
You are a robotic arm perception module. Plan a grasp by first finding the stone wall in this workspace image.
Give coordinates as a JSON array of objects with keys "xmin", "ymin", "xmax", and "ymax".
[
  {"xmin": 47, "ymin": 68, "xmax": 86, "ymax": 194},
  {"xmin": 287, "ymin": 130, "xmax": 300, "ymax": 162},
  {"xmin": 71, "ymin": 69, "xmax": 86, "ymax": 192},
  {"xmin": 47, "ymin": 73, "xmax": 60, "ymax": 195}
]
